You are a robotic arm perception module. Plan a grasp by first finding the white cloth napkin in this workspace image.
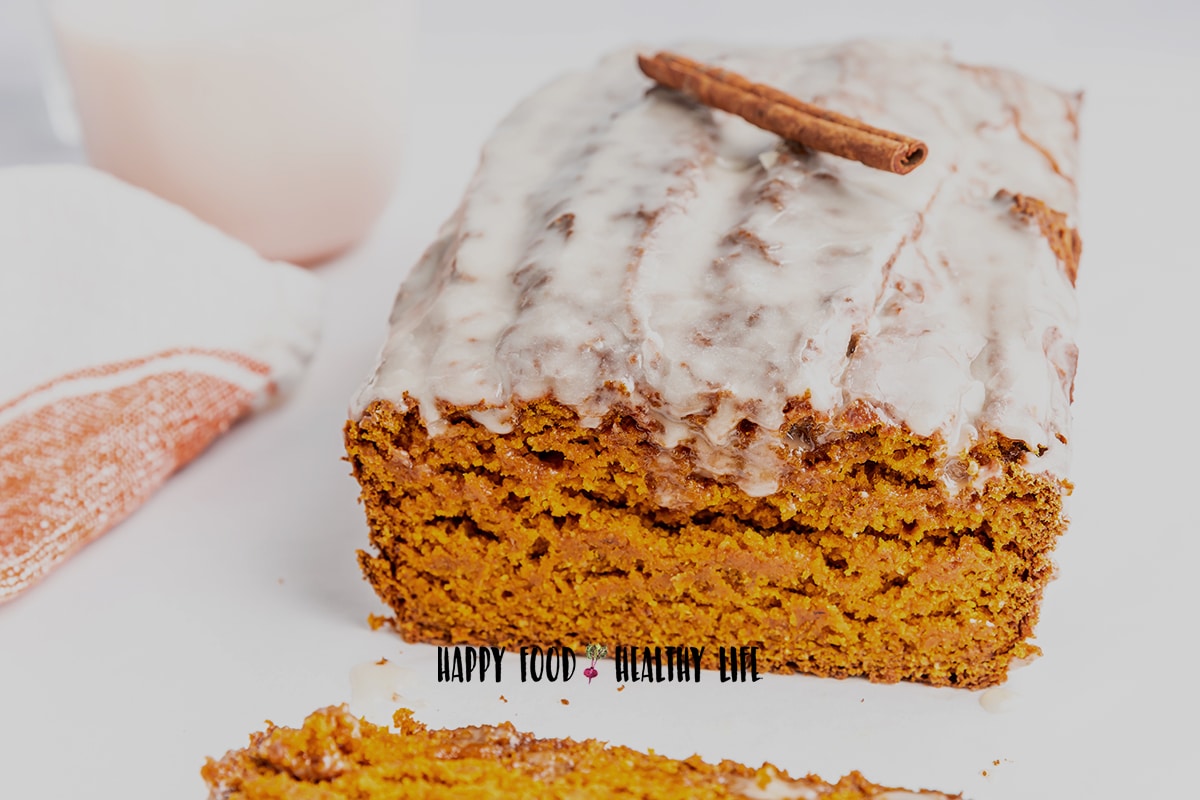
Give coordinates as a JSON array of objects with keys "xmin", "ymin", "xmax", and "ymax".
[{"xmin": 0, "ymin": 165, "xmax": 322, "ymax": 602}]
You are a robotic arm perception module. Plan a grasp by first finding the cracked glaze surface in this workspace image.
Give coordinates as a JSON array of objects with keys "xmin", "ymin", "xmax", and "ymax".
[{"xmin": 353, "ymin": 41, "xmax": 1080, "ymax": 496}]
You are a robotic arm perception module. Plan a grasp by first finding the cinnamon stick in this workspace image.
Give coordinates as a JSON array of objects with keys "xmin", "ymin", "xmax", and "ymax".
[{"xmin": 637, "ymin": 51, "xmax": 928, "ymax": 175}]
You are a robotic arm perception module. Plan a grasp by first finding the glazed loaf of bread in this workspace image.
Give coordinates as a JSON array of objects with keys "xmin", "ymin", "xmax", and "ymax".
[{"xmin": 346, "ymin": 41, "xmax": 1080, "ymax": 687}]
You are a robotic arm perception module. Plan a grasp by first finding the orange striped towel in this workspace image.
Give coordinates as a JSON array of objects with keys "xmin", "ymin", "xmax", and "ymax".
[{"xmin": 0, "ymin": 166, "xmax": 322, "ymax": 603}]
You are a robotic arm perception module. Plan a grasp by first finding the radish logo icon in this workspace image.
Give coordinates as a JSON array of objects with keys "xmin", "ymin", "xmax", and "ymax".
[{"xmin": 583, "ymin": 643, "xmax": 607, "ymax": 683}]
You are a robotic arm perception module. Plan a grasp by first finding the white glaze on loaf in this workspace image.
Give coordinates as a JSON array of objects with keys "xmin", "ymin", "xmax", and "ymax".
[
  {"xmin": 354, "ymin": 41, "xmax": 1080, "ymax": 496},
  {"xmin": 727, "ymin": 772, "xmax": 957, "ymax": 800}
]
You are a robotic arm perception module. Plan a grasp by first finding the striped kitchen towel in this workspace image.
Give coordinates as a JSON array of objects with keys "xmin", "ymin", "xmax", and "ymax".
[{"xmin": 0, "ymin": 165, "xmax": 322, "ymax": 603}]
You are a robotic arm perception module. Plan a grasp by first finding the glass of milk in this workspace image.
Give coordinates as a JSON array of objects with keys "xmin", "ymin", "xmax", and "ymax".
[{"xmin": 48, "ymin": 0, "xmax": 415, "ymax": 265}]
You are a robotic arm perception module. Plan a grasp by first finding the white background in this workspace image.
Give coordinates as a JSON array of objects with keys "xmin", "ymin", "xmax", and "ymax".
[{"xmin": 2, "ymin": 1, "xmax": 1199, "ymax": 797}]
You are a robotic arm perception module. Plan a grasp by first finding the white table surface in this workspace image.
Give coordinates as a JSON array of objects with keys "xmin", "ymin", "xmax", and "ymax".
[{"xmin": 2, "ymin": 1, "xmax": 1199, "ymax": 797}]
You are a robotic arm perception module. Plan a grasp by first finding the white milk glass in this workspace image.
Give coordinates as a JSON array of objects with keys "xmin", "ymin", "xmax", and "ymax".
[{"xmin": 49, "ymin": 0, "xmax": 414, "ymax": 264}]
